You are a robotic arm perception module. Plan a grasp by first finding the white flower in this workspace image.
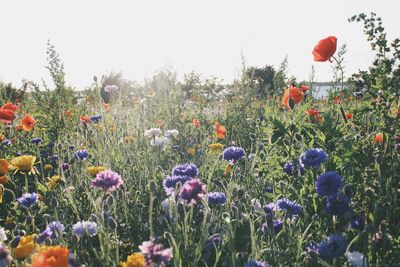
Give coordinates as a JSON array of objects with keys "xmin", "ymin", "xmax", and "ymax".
[
  {"xmin": 346, "ymin": 251, "xmax": 368, "ymax": 267},
  {"xmin": 104, "ymin": 84, "xmax": 119, "ymax": 93},
  {"xmin": 164, "ymin": 129, "xmax": 179, "ymax": 137},
  {"xmin": 144, "ymin": 128, "xmax": 162, "ymax": 138},
  {"xmin": 0, "ymin": 227, "xmax": 7, "ymax": 242},
  {"xmin": 248, "ymin": 154, "xmax": 256, "ymax": 161},
  {"xmin": 150, "ymin": 136, "xmax": 169, "ymax": 146}
]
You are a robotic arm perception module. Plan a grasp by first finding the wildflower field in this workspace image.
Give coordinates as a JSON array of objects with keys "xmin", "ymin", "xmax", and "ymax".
[{"xmin": 0, "ymin": 13, "xmax": 400, "ymax": 267}]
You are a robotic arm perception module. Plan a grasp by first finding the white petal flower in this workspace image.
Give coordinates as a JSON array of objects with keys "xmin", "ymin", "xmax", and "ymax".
[
  {"xmin": 150, "ymin": 136, "xmax": 169, "ymax": 146},
  {"xmin": 0, "ymin": 227, "xmax": 7, "ymax": 242},
  {"xmin": 144, "ymin": 128, "xmax": 162, "ymax": 138},
  {"xmin": 346, "ymin": 251, "xmax": 368, "ymax": 267},
  {"xmin": 164, "ymin": 129, "xmax": 179, "ymax": 137}
]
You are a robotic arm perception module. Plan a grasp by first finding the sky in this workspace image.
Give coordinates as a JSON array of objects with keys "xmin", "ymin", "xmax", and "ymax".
[{"xmin": 0, "ymin": 0, "xmax": 399, "ymax": 89}]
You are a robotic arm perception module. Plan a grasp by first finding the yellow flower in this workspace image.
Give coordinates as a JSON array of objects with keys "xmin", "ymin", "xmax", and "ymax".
[
  {"xmin": 10, "ymin": 155, "xmax": 37, "ymax": 175},
  {"xmin": 87, "ymin": 166, "xmax": 107, "ymax": 177},
  {"xmin": 14, "ymin": 234, "xmax": 36, "ymax": 259},
  {"xmin": 44, "ymin": 164, "xmax": 53, "ymax": 171},
  {"xmin": 187, "ymin": 144, "xmax": 201, "ymax": 157},
  {"xmin": 208, "ymin": 143, "xmax": 224, "ymax": 155},
  {"xmin": 0, "ymin": 134, "xmax": 4, "ymax": 142},
  {"xmin": 46, "ymin": 175, "xmax": 62, "ymax": 190},
  {"xmin": 120, "ymin": 252, "xmax": 145, "ymax": 267}
]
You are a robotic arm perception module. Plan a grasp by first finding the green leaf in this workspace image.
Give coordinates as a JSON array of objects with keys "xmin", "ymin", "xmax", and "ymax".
[{"xmin": 288, "ymin": 97, "xmax": 295, "ymax": 110}]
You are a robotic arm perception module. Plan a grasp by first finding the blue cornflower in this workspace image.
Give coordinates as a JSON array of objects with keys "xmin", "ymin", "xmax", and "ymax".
[
  {"xmin": 90, "ymin": 115, "xmax": 102, "ymax": 123},
  {"xmin": 61, "ymin": 163, "xmax": 70, "ymax": 171},
  {"xmin": 275, "ymin": 198, "xmax": 302, "ymax": 218},
  {"xmin": 37, "ymin": 229, "xmax": 52, "ymax": 244},
  {"xmin": 316, "ymin": 171, "xmax": 343, "ymax": 197},
  {"xmin": 222, "ymin": 146, "xmax": 245, "ymax": 163},
  {"xmin": 243, "ymin": 259, "xmax": 269, "ymax": 267},
  {"xmin": 73, "ymin": 149, "xmax": 89, "ymax": 160},
  {"xmin": 163, "ymin": 175, "xmax": 191, "ymax": 195},
  {"xmin": 72, "ymin": 221, "xmax": 98, "ymax": 237},
  {"xmin": 326, "ymin": 194, "xmax": 352, "ymax": 216},
  {"xmin": 299, "ymin": 148, "xmax": 328, "ymax": 168},
  {"xmin": 45, "ymin": 221, "xmax": 65, "ymax": 239},
  {"xmin": 273, "ymin": 220, "xmax": 283, "ymax": 233},
  {"xmin": 263, "ymin": 203, "xmax": 275, "ymax": 219},
  {"xmin": 265, "ymin": 187, "xmax": 273, "ymax": 193},
  {"xmin": 172, "ymin": 163, "xmax": 199, "ymax": 178},
  {"xmin": 30, "ymin": 138, "xmax": 43, "ymax": 145},
  {"xmin": 207, "ymin": 192, "xmax": 227, "ymax": 205},
  {"xmin": 204, "ymin": 235, "xmax": 223, "ymax": 251},
  {"xmin": 317, "ymin": 234, "xmax": 347, "ymax": 260},
  {"xmin": 283, "ymin": 162, "xmax": 294, "ymax": 175},
  {"xmin": 1, "ymin": 140, "xmax": 11, "ymax": 146},
  {"xmin": 50, "ymin": 154, "xmax": 58, "ymax": 163},
  {"xmin": 17, "ymin": 193, "xmax": 38, "ymax": 208}
]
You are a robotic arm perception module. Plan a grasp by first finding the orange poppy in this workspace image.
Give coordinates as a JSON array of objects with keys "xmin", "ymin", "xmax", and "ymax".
[
  {"xmin": 14, "ymin": 125, "xmax": 24, "ymax": 131},
  {"xmin": 80, "ymin": 116, "xmax": 90, "ymax": 123},
  {"xmin": 29, "ymin": 246, "xmax": 69, "ymax": 267},
  {"xmin": 0, "ymin": 109, "xmax": 15, "ymax": 124},
  {"xmin": 21, "ymin": 114, "xmax": 36, "ymax": 131},
  {"xmin": 64, "ymin": 110, "xmax": 74, "ymax": 118},
  {"xmin": 312, "ymin": 36, "xmax": 337, "ymax": 62},
  {"xmin": 192, "ymin": 118, "xmax": 201, "ymax": 127},
  {"xmin": 215, "ymin": 122, "xmax": 226, "ymax": 139},
  {"xmin": 282, "ymin": 86, "xmax": 304, "ymax": 108},
  {"xmin": 1, "ymin": 102, "xmax": 19, "ymax": 112}
]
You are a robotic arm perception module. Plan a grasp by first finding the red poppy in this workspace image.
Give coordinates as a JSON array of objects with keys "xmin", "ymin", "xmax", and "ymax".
[
  {"xmin": 192, "ymin": 118, "xmax": 201, "ymax": 127},
  {"xmin": 345, "ymin": 112, "xmax": 353, "ymax": 120},
  {"xmin": 282, "ymin": 86, "xmax": 304, "ymax": 109},
  {"xmin": 21, "ymin": 114, "xmax": 36, "ymax": 131},
  {"xmin": 312, "ymin": 36, "xmax": 337, "ymax": 62},
  {"xmin": 1, "ymin": 102, "xmax": 19, "ymax": 112},
  {"xmin": 0, "ymin": 109, "xmax": 15, "ymax": 124},
  {"xmin": 306, "ymin": 109, "xmax": 322, "ymax": 123},
  {"xmin": 300, "ymin": 85, "xmax": 310, "ymax": 93},
  {"xmin": 375, "ymin": 133, "xmax": 383, "ymax": 144},
  {"xmin": 215, "ymin": 122, "xmax": 226, "ymax": 139},
  {"xmin": 80, "ymin": 116, "xmax": 90, "ymax": 123}
]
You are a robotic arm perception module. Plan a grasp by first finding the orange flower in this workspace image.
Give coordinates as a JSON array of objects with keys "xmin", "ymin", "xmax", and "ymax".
[
  {"xmin": 375, "ymin": 133, "xmax": 383, "ymax": 144},
  {"xmin": 21, "ymin": 114, "xmax": 36, "ymax": 131},
  {"xmin": 345, "ymin": 112, "xmax": 353, "ymax": 120},
  {"xmin": 334, "ymin": 95, "xmax": 341, "ymax": 104},
  {"xmin": 306, "ymin": 109, "xmax": 322, "ymax": 123},
  {"xmin": 312, "ymin": 36, "xmax": 337, "ymax": 62},
  {"xmin": 80, "ymin": 116, "xmax": 90, "ymax": 123},
  {"xmin": 0, "ymin": 109, "xmax": 15, "ymax": 124},
  {"xmin": 0, "ymin": 159, "xmax": 10, "ymax": 176},
  {"xmin": 64, "ymin": 110, "xmax": 74, "ymax": 118},
  {"xmin": 192, "ymin": 118, "xmax": 201, "ymax": 127},
  {"xmin": 215, "ymin": 122, "xmax": 226, "ymax": 139},
  {"xmin": 103, "ymin": 103, "xmax": 111, "ymax": 112},
  {"xmin": 29, "ymin": 246, "xmax": 69, "ymax": 267},
  {"xmin": 1, "ymin": 102, "xmax": 19, "ymax": 112},
  {"xmin": 0, "ymin": 134, "xmax": 4, "ymax": 142},
  {"xmin": 14, "ymin": 124, "xmax": 24, "ymax": 131},
  {"xmin": 282, "ymin": 86, "xmax": 304, "ymax": 108}
]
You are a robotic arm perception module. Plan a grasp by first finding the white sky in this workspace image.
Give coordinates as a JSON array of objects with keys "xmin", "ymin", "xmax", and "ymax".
[{"xmin": 0, "ymin": 0, "xmax": 399, "ymax": 89}]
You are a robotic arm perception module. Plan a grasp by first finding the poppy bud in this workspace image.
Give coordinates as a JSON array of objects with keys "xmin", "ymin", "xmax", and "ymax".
[
  {"xmin": 149, "ymin": 180, "xmax": 157, "ymax": 191},
  {"xmin": 50, "ymin": 198, "xmax": 58, "ymax": 208}
]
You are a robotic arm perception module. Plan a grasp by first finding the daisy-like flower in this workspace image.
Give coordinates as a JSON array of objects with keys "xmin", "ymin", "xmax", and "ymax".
[
  {"xmin": 222, "ymin": 146, "xmax": 245, "ymax": 163},
  {"xmin": 91, "ymin": 170, "xmax": 123, "ymax": 191},
  {"xmin": 10, "ymin": 155, "xmax": 37, "ymax": 175},
  {"xmin": 346, "ymin": 251, "xmax": 368, "ymax": 267},
  {"xmin": 208, "ymin": 143, "xmax": 224, "ymax": 155},
  {"xmin": 150, "ymin": 136, "xmax": 169, "ymax": 146},
  {"xmin": 86, "ymin": 166, "xmax": 107, "ymax": 177},
  {"xmin": 299, "ymin": 148, "xmax": 328, "ymax": 168}
]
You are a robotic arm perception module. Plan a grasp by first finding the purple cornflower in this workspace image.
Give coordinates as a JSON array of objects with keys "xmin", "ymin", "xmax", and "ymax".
[
  {"xmin": 244, "ymin": 259, "xmax": 270, "ymax": 267},
  {"xmin": 61, "ymin": 163, "xmax": 70, "ymax": 171},
  {"xmin": 0, "ymin": 244, "xmax": 12, "ymax": 267},
  {"xmin": 72, "ymin": 221, "xmax": 98, "ymax": 237},
  {"xmin": 17, "ymin": 193, "xmax": 38, "ymax": 208},
  {"xmin": 179, "ymin": 178, "xmax": 206, "ymax": 205},
  {"xmin": 275, "ymin": 198, "xmax": 302, "ymax": 218},
  {"xmin": 316, "ymin": 171, "xmax": 343, "ymax": 197},
  {"xmin": 73, "ymin": 149, "xmax": 89, "ymax": 160},
  {"xmin": 139, "ymin": 240, "xmax": 173, "ymax": 266},
  {"xmin": 104, "ymin": 84, "xmax": 119, "ymax": 93},
  {"xmin": 172, "ymin": 163, "xmax": 199, "ymax": 178},
  {"xmin": 317, "ymin": 234, "xmax": 347, "ymax": 260},
  {"xmin": 263, "ymin": 202, "xmax": 275, "ymax": 220},
  {"xmin": 37, "ymin": 229, "xmax": 52, "ymax": 244},
  {"xmin": 326, "ymin": 194, "xmax": 351, "ymax": 216},
  {"xmin": 91, "ymin": 170, "xmax": 123, "ymax": 191},
  {"xmin": 30, "ymin": 138, "xmax": 43, "ymax": 145},
  {"xmin": 222, "ymin": 146, "xmax": 245, "ymax": 163},
  {"xmin": 207, "ymin": 192, "xmax": 227, "ymax": 205},
  {"xmin": 283, "ymin": 162, "xmax": 294, "ymax": 175},
  {"xmin": 261, "ymin": 220, "xmax": 283, "ymax": 234},
  {"xmin": 163, "ymin": 175, "xmax": 191, "ymax": 195},
  {"xmin": 299, "ymin": 148, "xmax": 328, "ymax": 168},
  {"xmin": 1, "ymin": 140, "xmax": 11, "ymax": 146},
  {"xmin": 90, "ymin": 115, "xmax": 102, "ymax": 123},
  {"xmin": 50, "ymin": 154, "xmax": 58, "ymax": 163}
]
